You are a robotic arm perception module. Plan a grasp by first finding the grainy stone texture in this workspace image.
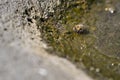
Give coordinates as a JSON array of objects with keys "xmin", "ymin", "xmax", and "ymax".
[{"xmin": 0, "ymin": 0, "xmax": 92, "ymax": 80}]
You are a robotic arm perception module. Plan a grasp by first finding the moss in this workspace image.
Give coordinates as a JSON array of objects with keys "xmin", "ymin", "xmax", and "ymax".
[{"xmin": 37, "ymin": 0, "xmax": 120, "ymax": 80}]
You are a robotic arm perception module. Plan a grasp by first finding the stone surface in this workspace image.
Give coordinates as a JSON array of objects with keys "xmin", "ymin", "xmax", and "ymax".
[{"xmin": 0, "ymin": 0, "xmax": 92, "ymax": 80}]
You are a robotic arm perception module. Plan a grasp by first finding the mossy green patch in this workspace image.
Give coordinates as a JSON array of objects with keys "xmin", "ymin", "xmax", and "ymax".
[{"xmin": 37, "ymin": 0, "xmax": 120, "ymax": 80}]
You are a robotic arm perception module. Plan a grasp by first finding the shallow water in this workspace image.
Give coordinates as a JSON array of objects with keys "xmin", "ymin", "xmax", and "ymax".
[
  {"xmin": 38, "ymin": 0, "xmax": 120, "ymax": 80},
  {"xmin": 94, "ymin": 0, "xmax": 120, "ymax": 58}
]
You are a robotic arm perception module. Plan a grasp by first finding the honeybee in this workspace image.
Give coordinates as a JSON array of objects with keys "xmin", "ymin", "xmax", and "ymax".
[{"xmin": 73, "ymin": 24, "xmax": 87, "ymax": 34}]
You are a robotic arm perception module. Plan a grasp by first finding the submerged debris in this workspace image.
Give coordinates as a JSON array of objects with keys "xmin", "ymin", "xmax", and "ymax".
[{"xmin": 105, "ymin": 7, "xmax": 115, "ymax": 13}]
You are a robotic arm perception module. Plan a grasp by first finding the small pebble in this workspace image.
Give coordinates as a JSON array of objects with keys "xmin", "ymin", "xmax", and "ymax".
[
  {"xmin": 111, "ymin": 63, "xmax": 114, "ymax": 66},
  {"xmin": 96, "ymin": 68, "xmax": 100, "ymax": 73},
  {"xmin": 90, "ymin": 67, "xmax": 94, "ymax": 71},
  {"xmin": 118, "ymin": 63, "xmax": 120, "ymax": 66},
  {"xmin": 81, "ymin": 47, "xmax": 83, "ymax": 49},
  {"xmin": 105, "ymin": 7, "xmax": 115, "ymax": 14},
  {"xmin": 42, "ymin": 43, "xmax": 48, "ymax": 49}
]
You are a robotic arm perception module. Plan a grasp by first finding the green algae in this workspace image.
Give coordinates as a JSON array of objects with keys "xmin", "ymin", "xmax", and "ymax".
[{"xmin": 37, "ymin": 0, "xmax": 120, "ymax": 80}]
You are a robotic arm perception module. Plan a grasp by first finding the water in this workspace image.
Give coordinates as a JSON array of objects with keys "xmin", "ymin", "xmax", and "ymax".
[
  {"xmin": 38, "ymin": 0, "xmax": 120, "ymax": 80},
  {"xmin": 94, "ymin": 0, "xmax": 120, "ymax": 58}
]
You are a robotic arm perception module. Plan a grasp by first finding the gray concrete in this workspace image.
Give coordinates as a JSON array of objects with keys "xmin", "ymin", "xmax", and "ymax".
[{"xmin": 0, "ymin": 0, "xmax": 92, "ymax": 80}]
